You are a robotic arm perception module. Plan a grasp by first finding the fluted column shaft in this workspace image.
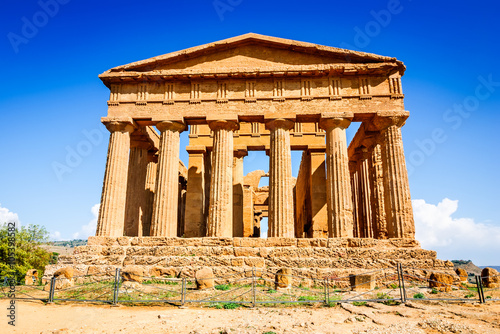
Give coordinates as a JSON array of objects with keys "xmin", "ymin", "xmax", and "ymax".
[
  {"xmin": 96, "ymin": 121, "xmax": 134, "ymax": 237},
  {"xmin": 320, "ymin": 118, "xmax": 354, "ymax": 238},
  {"xmin": 150, "ymin": 121, "xmax": 185, "ymax": 237},
  {"xmin": 358, "ymin": 150, "xmax": 373, "ymax": 238},
  {"xmin": 381, "ymin": 124, "xmax": 415, "ymax": 239},
  {"xmin": 207, "ymin": 120, "xmax": 238, "ymax": 237},
  {"xmin": 369, "ymin": 143, "xmax": 387, "ymax": 239},
  {"xmin": 349, "ymin": 161, "xmax": 360, "ymax": 238},
  {"xmin": 124, "ymin": 146, "xmax": 149, "ymax": 236},
  {"xmin": 266, "ymin": 119, "xmax": 295, "ymax": 238},
  {"xmin": 142, "ymin": 155, "xmax": 157, "ymax": 236}
]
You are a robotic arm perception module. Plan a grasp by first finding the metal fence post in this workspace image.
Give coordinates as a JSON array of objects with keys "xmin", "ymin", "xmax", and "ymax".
[
  {"xmin": 251, "ymin": 268, "xmax": 256, "ymax": 308},
  {"xmin": 113, "ymin": 268, "xmax": 121, "ymax": 305},
  {"xmin": 324, "ymin": 278, "xmax": 329, "ymax": 305},
  {"xmin": 400, "ymin": 264, "xmax": 407, "ymax": 303},
  {"xmin": 397, "ymin": 263, "xmax": 406, "ymax": 303},
  {"xmin": 48, "ymin": 276, "xmax": 55, "ymax": 303},
  {"xmin": 475, "ymin": 275, "xmax": 485, "ymax": 303},
  {"xmin": 181, "ymin": 277, "xmax": 186, "ymax": 306}
]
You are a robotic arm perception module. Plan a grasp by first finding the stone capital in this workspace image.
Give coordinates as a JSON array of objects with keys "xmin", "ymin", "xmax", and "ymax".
[
  {"xmin": 319, "ymin": 117, "xmax": 352, "ymax": 131},
  {"xmin": 234, "ymin": 149, "xmax": 248, "ymax": 158},
  {"xmin": 103, "ymin": 121, "xmax": 135, "ymax": 133},
  {"xmin": 367, "ymin": 111, "xmax": 409, "ymax": 131},
  {"xmin": 208, "ymin": 120, "xmax": 239, "ymax": 132},
  {"xmin": 265, "ymin": 118, "xmax": 294, "ymax": 131},
  {"xmin": 156, "ymin": 121, "xmax": 186, "ymax": 133},
  {"xmin": 354, "ymin": 146, "xmax": 370, "ymax": 160}
]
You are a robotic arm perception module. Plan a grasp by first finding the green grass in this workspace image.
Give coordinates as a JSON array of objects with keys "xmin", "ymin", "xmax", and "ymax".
[
  {"xmin": 376, "ymin": 292, "xmax": 398, "ymax": 305},
  {"xmin": 464, "ymin": 293, "xmax": 475, "ymax": 298},
  {"xmin": 430, "ymin": 288, "xmax": 439, "ymax": 294},
  {"xmin": 298, "ymin": 295, "xmax": 318, "ymax": 301},
  {"xmin": 263, "ymin": 332, "xmax": 277, "ymax": 334},
  {"xmin": 214, "ymin": 284, "xmax": 231, "ymax": 291},
  {"xmin": 352, "ymin": 301, "xmax": 367, "ymax": 306},
  {"xmin": 222, "ymin": 302, "xmax": 240, "ymax": 309},
  {"xmin": 267, "ymin": 289, "xmax": 277, "ymax": 294},
  {"xmin": 413, "ymin": 293, "xmax": 425, "ymax": 299}
]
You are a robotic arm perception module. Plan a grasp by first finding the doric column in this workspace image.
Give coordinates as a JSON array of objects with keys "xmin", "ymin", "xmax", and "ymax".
[
  {"xmin": 266, "ymin": 119, "xmax": 295, "ymax": 238},
  {"xmin": 319, "ymin": 117, "xmax": 354, "ymax": 238},
  {"xmin": 184, "ymin": 146, "xmax": 207, "ymax": 237},
  {"xmin": 356, "ymin": 147, "xmax": 373, "ymax": 238},
  {"xmin": 96, "ymin": 121, "xmax": 134, "ymax": 237},
  {"xmin": 349, "ymin": 161, "xmax": 360, "ymax": 238},
  {"xmin": 232, "ymin": 149, "xmax": 247, "ymax": 237},
  {"xmin": 142, "ymin": 153, "xmax": 158, "ymax": 236},
  {"xmin": 124, "ymin": 144, "xmax": 149, "ymax": 236},
  {"xmin": 150, "ymin": 121, "xmax": 186, "ymax": 237},
  {"xmin": 371, "ymin": 114, "xmax": 415, "ymax": 239},
  {"xmin": 369, "ymin": 142, "xmax": 387, "ymax": 239},
  {"xmin": 207, "ymin": 120, "xmax": 238, "ymax": 237}
]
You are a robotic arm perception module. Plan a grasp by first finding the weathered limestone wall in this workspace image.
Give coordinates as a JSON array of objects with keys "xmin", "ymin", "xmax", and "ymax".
[{"xmin": 45, "ymin": 237, "xmax": 453, "ymax": 282}]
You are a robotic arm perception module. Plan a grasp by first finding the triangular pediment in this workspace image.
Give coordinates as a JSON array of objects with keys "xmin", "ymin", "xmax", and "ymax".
[{"xmin": 101, "ymin": 33, "xmax": 404, "ymax": 77}]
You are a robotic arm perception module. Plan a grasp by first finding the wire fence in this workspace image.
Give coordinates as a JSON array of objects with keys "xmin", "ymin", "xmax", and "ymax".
[{"xmin": 1, "ymin": 264, "xmax": 499, "ymax": 307}]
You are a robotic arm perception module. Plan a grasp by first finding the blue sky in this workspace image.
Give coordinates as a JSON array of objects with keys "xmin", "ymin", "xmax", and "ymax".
[{"xmin": 1, "ymin": 0, "xmax": 499, "ymax": 265}]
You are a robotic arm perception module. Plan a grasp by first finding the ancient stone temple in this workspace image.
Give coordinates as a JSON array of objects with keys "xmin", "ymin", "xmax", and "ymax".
[{"xmin": 46, "ymin": 34, "xmax": 452, "ymax": 279}]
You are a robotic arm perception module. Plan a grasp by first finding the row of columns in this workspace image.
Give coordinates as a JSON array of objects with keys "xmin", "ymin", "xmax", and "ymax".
[
  {"xmin": 96, "ymin": 115, "xmax": 414, "ymax": 239},
  {"xmin": 350, "ymin": 118, "xmax": 415, "ymax": 239}
]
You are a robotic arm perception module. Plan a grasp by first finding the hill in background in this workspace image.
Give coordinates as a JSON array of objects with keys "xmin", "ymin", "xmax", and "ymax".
[{"xmin": 452, "ymin": 260, "xmax": 500, "ymax": 275}]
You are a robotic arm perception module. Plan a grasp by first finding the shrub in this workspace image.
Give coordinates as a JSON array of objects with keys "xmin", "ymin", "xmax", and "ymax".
[
  {"xmin": 430, "ymin": 288, "xmax": 439, "ymax": 294},
  {"xmin": 413, "ymin": 293, "xmax": 425, "ymax": 299},
  {"xmin": 222, "ymin": 302, "xmax": 239, "ymax": 309},
  {"xmin": 215, "ymin": 284, "xmax": 231, "ymax": 291},
  {"xmin": 267, "ymin": 289, "xmax": 277, "ymax": 294},
  {"xmin": 0, "ymin": 224, "xmax": 52, "ymax": 282},
  {"xmin": 352, "ymin": 301, "xmax": 367, "ymax": 306}
]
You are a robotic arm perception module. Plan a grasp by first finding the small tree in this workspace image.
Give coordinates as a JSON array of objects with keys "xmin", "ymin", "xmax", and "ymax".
[{"xmin": 0, "ymin": 224, "xmax": 52, "ymax": 283}]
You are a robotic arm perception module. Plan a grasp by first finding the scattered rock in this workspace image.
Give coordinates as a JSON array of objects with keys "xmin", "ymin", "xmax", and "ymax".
[
  {"xmin": 429, "ymin": 272, "xmax": 454, "ymax": 292},
  {"xmin": 54, "ymin": 267, "xmax": 74, "ymax": 279},
  {"xmin": 275, "ymin": 268, "xmax": 292, "ymax": 289},
  {"xmin": 25, "ymin": 269, "xmax": 38, "ymax": 285},
  {"xmin": 481, "ymin": 267, "xmax": 500, "ymax": 288},
  {"xmin": 455, "ymin": 268, "xmax": 468, "ymax": 282},
  {"xmin": 122, "ymin": 266, "xmax": 145, "ymax": 283},
  {"xmin": 195, "ymin": 267, "xmax": 214, "ymax": 290}
]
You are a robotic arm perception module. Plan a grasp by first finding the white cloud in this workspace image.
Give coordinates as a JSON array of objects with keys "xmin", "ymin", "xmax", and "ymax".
[
  {"xmin": 72, "ymin": 204, "xmax": 99, "ymax": 239},
  {"xmin": 413, "ymin": 198, "xmax": 500, "ymax": 266},
  {"xmin": 0, "ymin": 203, "xmax": 20, "ymax": 228},
  {"xmin": 50, "ymin": 231, "xmax": 62, "ymax": 241}
]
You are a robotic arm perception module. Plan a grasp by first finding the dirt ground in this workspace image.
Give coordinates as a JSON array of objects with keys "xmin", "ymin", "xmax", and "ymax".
[{"xmin": 2, "ymin": 299, "xmax": 500, "ymax": 334}]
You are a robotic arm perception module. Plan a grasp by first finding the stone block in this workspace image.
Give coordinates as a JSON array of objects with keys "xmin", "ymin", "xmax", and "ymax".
[
  {"xmin": 327, "ymin": 238, "xmax": 349, "ymax": 248},
  {"xmin": 275, "ymin": 268, "xmax": 292, "ymax": 289},
  {"xmin": 54, "ymin": 267, "xmax": 74, "ymax": 279},
  {"xmin": 348, "ymin": 238, "xmax": 378, "ymax": 248},
  {"xmin": 349, "ymin": 274, "xmax": 374, "ymax": 291},
  {"xmin": 266, "ymin": 238, "xmax": 297, "ymax": 247},
  {"xmin": 389, "ymin": 238, "xmax": 420, "ymax": 248},
  {"xmin": 122, "ymin": 266, "xmax": 145, "ymax": 283},
  {"xmin": 195, "ymin": 267, "xmax": 215, "ymax": 290},
  {"xmin": 236, "ymin": 238, "xmax": 266, "ymax": 248},
  {"xmin": 455, "ymin": 268, "xmax": 468, "ymax": 282},
  {"xmin": 149, "ymin": 266, "xmax": 178, "ymax": 278},
  {"xmin": 481, "ymin": 267, "xmax": 500, "ymax": 288},
  {"xmin": 202, "ymin": 237, "xmax": 233, "ymax": 246},
  {"xmin": 429, "ymin": 272, "xmax": 455, "ymax": 292},
  {"xmin": 24, "ymin": 269, "xmax": 38, "ymax": 285},
  {"xmin": 234, "ymin": 247, "xmax": 259, "ymax": 257}
]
